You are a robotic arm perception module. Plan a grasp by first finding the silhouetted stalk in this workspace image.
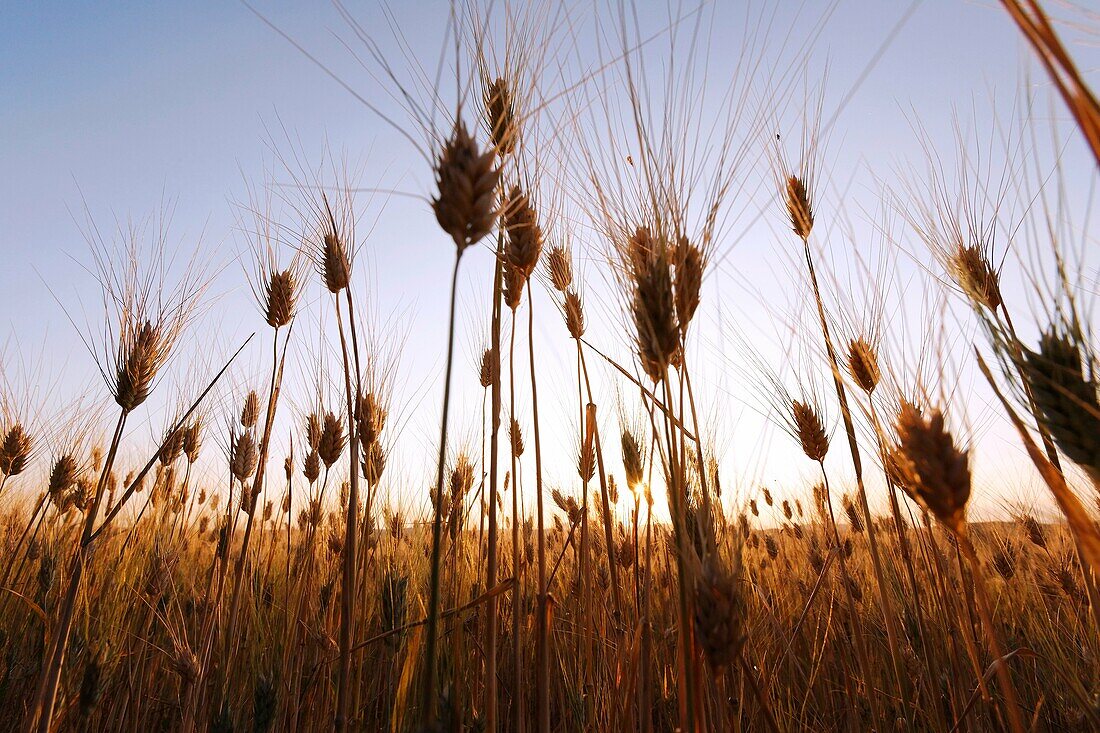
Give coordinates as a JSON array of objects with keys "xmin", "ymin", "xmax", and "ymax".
[
  {"xmin": 334, "ymin": 287, "xmax": 363, "ymax": 732},
  {"xmin": 577, "ymin": 344, "xmax": 623, "ymax": 620},
  {"xmin": 221, "ymin": 324, "xmax": 290, "ymax": 693},
  {"xmin": 184, "ymin": 471, "xmax": 238, "ymax": 732},
  {"xmin": 799, "ymin": 236, "xmax": 910, "ymax": 721},
  {"xmin": 485, "ymin": 236, "xmax": 504, "ymax": 733},
  {"xmin": 424, "ymin": 252, "xmax": 463, "ymax": 726},
  {"xmin": 930, "ymin": 515, "xmax": 991, "ymax": 706},
  {"xmin": 658, "ymin": 375, "xmax": 698, "ymax": 733},
  {"xmin": 32, "ymin": 410, "xmax": 127, "ymax": 733},
  {"xmin": 507, "ymin": 306, "xmax": 524, "ymax": 731},
  {"xmin": 679, "ymin": 358, "xmax": 711, "ymax": 503},
  {"xmin": 641, "ymin": 469, "xmax": 654, "ymax": 733},
  {"xmin": 818, "ymin": 464, "xmax": 886, "ymax": 728},
  {"xmin": 575, "ymin": 359, "xmax": 592, "ymax": 702},
  {"xmin": 958, "ymin": 532, "xmax": 1026, "ymax": 733},
  {"xmin": 478, "ymin": 389, "xmax": 487, "ymax": 577},
  {"xmin": 526, "ymin": 285, "xmax": 549, "ymax": 733}
]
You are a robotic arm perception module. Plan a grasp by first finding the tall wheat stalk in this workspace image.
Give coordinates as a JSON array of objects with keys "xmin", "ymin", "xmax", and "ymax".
[
  {"xmin": 889, "ymin": 402, "xmax": 1027, "ymax": 733},
  {"xmin": 783, "ymin": 164, "xmax": 912, "ymax": 722},
  {"xmin": 483, "ymin": 240, "xmax": 504, "ymax": 732},
  {"xmin": 219, "ymin": 225, "xmax": 299, "ymax": 705},
  {"xmin": 423, "ymin": 117, "xmax": 500, "ymax": 727},
  {"xmin": 32, "ymin": 220, "xmax": 209, "ymax": 732},
  {"xmin": 524, "ymin": 284, "xmax": 550, "ymax": 733}
]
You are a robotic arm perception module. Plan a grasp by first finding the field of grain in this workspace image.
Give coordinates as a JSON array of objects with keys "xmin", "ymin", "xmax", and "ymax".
[{"xmin": 1, "ymin": 1, "xmax": 1099, "ymax": 731}]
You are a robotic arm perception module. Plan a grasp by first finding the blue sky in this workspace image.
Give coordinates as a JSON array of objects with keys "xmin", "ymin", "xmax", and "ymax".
[{"xmin": 2, "ymin": 2, "xmax": 1097, "ymax": 520}]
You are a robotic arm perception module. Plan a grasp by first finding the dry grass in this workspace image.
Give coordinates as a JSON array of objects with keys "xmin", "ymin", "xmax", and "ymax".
[{"xmin": 2, "ymin": 2, "xmax": 1100, "ymax": 732}]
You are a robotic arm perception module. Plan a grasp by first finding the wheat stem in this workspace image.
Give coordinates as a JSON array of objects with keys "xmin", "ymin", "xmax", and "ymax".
[
  {"xmin": 32, "ymin": 409, "xmax": 127, "ymax": 733},
  {"xmin": 800, "ymin": 235, "xmax": 910, "ymax": 722},
  {"xmin": 423, "ymin": 251, "xmax": 463, "ymax": 727}
]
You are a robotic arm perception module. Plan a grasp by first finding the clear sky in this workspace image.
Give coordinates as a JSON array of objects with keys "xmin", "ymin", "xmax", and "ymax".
[{"xmin": 2, "ymin": 2, "xmax": 1097, "ymax": 522}]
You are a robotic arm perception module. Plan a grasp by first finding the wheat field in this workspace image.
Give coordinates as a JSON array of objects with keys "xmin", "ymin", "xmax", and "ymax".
[{"xmin": 1, "ymin": 1, "xmax": 1100, "ymax": 731}]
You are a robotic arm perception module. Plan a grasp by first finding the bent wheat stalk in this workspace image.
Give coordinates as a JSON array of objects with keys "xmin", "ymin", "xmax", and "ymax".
[{"xmin": 788, "ymin": 173, "xmax": 910, "ymax": 722}]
